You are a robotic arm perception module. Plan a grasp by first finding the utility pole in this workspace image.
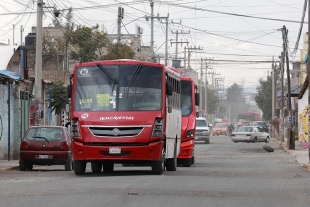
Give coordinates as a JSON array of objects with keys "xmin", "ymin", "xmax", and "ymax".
[
  {"xmin": 34, "ymin": 0, "xmax": 43, "ymax": 125},
  {"xmin": 65, "ymin": 8, "xmax": 72, "ymax": 71},
  {"xmin": 150, "ymin": 0, "xmax": 154, "ymax": 61},
  {"xmin": 13, "ymin": 24, "xmax": 15, "ymax": 45},
  {"xmin": 307, "ymin": 0, "xmax": 310, "ymax": 162},
  {"xmin": 20, "ymin": 25, "xmax": 23, "ymax": 46},
  {"xmin": 156, "ymin": 14, "xmax": 169, "ymax": 66},
  {"xmin": 282, "ymin": 26, "xmax": 294, "ymax": 149},
  {"xmin": 117, "ymin": 7, "xmax": 124, "ymax": 43},
  {"xmin": 170, "ymin": 30, "xmax": 189, "ymax": 60},
  {"xmin": 272, "ymin": 56, "xmax": 275, "ymax": 138},
  {"xmin": 186, "ymin": 45, "xmax": 203, "ymax": 69},
  {"xmin": 136, "ymin": 26, "xmax": 142, "ymax": 60}
]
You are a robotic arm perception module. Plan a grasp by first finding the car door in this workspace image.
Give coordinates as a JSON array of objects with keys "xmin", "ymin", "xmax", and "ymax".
[{"xmin": 256, "ymin": 127, "xmax": 264, "ymax": 140}]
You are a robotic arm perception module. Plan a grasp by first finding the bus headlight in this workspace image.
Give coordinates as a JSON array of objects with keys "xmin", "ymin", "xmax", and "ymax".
[
  {"xmin": 152, "ymin": 118, "xmax": 164, "ymax": 137},
  {"xmin": 185, "ymin": 130, "xmax": 195, "ymax": 138}
]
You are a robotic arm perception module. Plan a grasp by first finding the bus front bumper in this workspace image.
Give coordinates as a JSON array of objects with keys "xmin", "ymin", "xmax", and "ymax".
[
  {"xmin": 177, "ymin": 139, "xmax": 194, "ymax": 159},
  {"xmin": 72, "ymin": 141, "xmax": 164, "ymax": 162}
]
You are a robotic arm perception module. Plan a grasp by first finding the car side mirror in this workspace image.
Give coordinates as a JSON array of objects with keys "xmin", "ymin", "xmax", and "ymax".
[
  {"xmin": 166, "ymin": 82, "xmax": 173, "ymax": 96},
  {"xmin": 195, "ymin": 93, "xmax": 200, "ymax": 106}
]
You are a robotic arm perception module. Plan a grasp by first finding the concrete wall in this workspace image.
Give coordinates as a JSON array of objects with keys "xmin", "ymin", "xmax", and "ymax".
[{"xmin": 0, "ymin": 83, "xmax": 21, "ymax": 160}]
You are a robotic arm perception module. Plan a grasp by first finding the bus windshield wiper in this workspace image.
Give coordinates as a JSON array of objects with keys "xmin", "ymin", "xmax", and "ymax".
[
  {"xmin": 32, "ymin": 136, "xmax": 50, "ymax": 143},
  {"xmin": 97, "ymin": 63, "xmax": 118, "ymax": 92},
  {"xmin": 128, "ymin": 63, "xmax": 143, "ymax": 89}
]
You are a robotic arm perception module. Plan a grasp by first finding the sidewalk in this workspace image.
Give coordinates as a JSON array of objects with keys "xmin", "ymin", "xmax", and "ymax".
[
  {"xmin": 272, "ymin": 138, "xmax": 310, "ymax": 171},
  {"xmin": 0, "ymin": 160, "xmax": 19, "ymax": 171}
]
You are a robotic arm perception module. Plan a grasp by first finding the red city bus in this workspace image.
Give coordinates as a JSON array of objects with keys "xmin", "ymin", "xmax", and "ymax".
[
  {"xmin": 177, "ymin": 76, "xmax": 199, "ymax": 167},
  {"xmin": 68, "ymin": 60, "xmax": 182, "ymax": 175}
]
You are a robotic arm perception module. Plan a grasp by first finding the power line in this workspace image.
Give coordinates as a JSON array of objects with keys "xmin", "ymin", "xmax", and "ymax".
[{"xmin": 158, "ymin": 1, "xmax": 308, "ymax": 24}]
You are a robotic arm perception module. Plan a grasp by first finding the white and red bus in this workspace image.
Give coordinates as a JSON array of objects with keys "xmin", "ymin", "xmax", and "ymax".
[
  {"xmin": 68, "ymin": 60, "xmax": 182, "ymax": 175},
  {"xmin": 177, "ymin": 76, "xmax": 199, "ymax": 167}
]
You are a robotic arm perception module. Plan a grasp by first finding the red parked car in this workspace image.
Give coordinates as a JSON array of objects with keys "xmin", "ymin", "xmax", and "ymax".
[{"xmin": 19, "ymin": 126, "xmax": 72, "ymax": 171}]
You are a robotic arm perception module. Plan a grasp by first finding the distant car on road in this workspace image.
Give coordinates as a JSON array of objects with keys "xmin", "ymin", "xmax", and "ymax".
[
  {"xmin": 195, "ymin": 117, "xmax": 210, "ymax": 144},
  {"xmin": 250, "ymin": 121, "xmax": 269, "ymax": 133},
  {"xmin": 212, "ymin": 123, "xmax": 228, "ymax": 136},
  {"xmin": 230, "ymin": 126, "xmax": 270, "ymax": 143},
  {"xmin": 19, "ymin": 126, "xmax": 72, "ymax": 171}
]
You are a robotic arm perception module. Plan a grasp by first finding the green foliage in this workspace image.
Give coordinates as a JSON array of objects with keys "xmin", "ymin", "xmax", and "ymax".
[
  {"xmin": 65, "ymin": 24, "xmax": 110, "ymax": 62},
  {"xmin": 255, "ymin": 77, "xmax": 272, "ymax": 120},
  {"xmin": 48, "ymin": 81, "xmax": 69, "ymax": 115},
  {"xmin": 201, "ymin": 86, "xmax": 220, "ymax": 114},
  {"xmin": 103, "ymin": 42, "xmax": 136, "ymax": 60}
]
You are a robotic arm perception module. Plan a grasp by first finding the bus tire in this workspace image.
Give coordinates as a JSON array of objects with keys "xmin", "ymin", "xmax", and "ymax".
[
  {"xmin": 166, "ymin": 139, "xmax": 177, "ymax": 171},
  {"xmin": 74, "ymin": 160, "xmax": 86, "ymax": 175},
  {"xmin": 182, "ymin": 158, "xmax": 192, "ymax": 167},
  {"xmin": 191, "ymin": 156, "xmax": 195, "ymax": 164},
  {"xmin": 103, "ymin": 163, "xmax": 114, "ymax": 172},
  {"xmin": 152, "ymin": 148, "xmax": 165, "ymax": 174},
  {"xmin": 91, "ymin": 161, "xmax": 102, "ymax": 173}
]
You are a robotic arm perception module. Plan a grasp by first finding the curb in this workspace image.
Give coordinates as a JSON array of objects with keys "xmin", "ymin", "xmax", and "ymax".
[
  {"xmin": 272, "ymin": 139, "xmax": 310, "ymax": 171},
  {"xmin": 0, "ymin": 166, "xmax": 19, "ymax": 172}
]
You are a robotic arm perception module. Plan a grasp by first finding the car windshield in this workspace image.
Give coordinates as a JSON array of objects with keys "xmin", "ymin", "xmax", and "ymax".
[
  {"xmin": 181, "ymin": 80, "xmax": 193, "ymax": 117},
  {"xmin": 26, "ymin": 128, "xmax": 63, "ymax": 141},
  {"xmin": 74, "ymin": 64, "xmax": 163, "ymax": 111},
  {"xmin": 215, "ymin": 123, "xmax": 226, "ymax": 128},
  {"xmin": 237, "ymin": 127, "xmax": 253, "ymax": 132},
  {"xmin": 196, "ymin": 119, "xmax": 208, "ymax": 127}
]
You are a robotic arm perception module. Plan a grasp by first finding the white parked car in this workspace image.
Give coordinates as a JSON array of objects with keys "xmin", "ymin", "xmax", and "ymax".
[{"xmin": 231, "ymin": 126, "xmax": 270, "ymax": 143}]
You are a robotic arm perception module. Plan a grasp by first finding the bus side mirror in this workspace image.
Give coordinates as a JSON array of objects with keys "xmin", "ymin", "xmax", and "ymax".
[
  {"xmin": 195, "ymin": 93, "xmax": 200, "ymax": 106},
  {"xmin": 67, "ymin": 85, "xmax": 72, "ymax": 98},
  {"xmin": 166, "ymin": 82, "xmax": 173, "ymax": 96},
  {"xmin": 196, "ymin": 112, "xmax": 199, "ymax": 118}
]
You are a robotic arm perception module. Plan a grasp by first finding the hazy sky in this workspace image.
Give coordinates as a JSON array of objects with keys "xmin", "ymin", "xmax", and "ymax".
[{"xmin": 0, "ymin": 0, "xmax": 306, "ymax": 92}]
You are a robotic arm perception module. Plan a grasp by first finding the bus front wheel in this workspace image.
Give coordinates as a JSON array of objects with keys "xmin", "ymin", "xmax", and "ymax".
[
  {"xmin": 74, "ymin": 160, "xmax": 86, "ymax": 175},
  {"xmin": 152, "ymin": 148, "xmax": 165, "ymax": 174}
]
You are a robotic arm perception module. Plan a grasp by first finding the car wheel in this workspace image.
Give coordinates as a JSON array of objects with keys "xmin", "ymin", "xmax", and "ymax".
[
  {"xmin": 91, "ymin": 161, "xmax": 102, "ymax": 173},
  {"xmin": 205, "ymin": 139, "xmax": 210, "ymax": 144},
  {"xmin": 103, "ymin": 163, "xmax": 114, "ymax": 173},
  {"xmin": 253, "ymin": 137, "xmax": 258, "ymax": 143},
  {"xmin": 152, "ymin": 148, "xmax": 165, "ymax": 174},
  {"xmin": 74, "ymin": 160, "xmax": 86, "ymax": 175},
  {"xmin": 265, "ymin": 137, "xmax": 270, "ymax": 143},
  {"xmin": 19, "ymin": 160, "xmax": 26, "ymax": 171},
  {"xmin": 26, "ymin": 163, "xmax": 33, "ymax": 171},
  {"xmin": 234, "ymin": 141, "xmax": 238, "ymax": 143},
  {"xmin": 65, "ymin": 158, "xmax": 72, "ymax": 171},
  {"xmin": 182, "ymin": 158, "xmax": 192, "ymax": 167}
]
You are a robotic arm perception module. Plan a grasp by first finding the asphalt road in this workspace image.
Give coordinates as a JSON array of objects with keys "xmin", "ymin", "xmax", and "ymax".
[{"xmin": 1, "ymin": 135, "xmax": 310, "ymax": 207}]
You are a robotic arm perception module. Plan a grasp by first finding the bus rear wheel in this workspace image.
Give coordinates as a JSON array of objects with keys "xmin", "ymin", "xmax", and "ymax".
[
  {"xmin": 166, "ymin": 139, "xmax": 177, "ymax": 171},
  {"xmin": 74, "ymin": 160, "xmax": 86, "ymax": 175},
  {"xmin": 91, "ymin": 161, "xmax": 102, "ymax": 173},
  {"xmin": 103, "ymin": 163, "xmax": 114, "ymax": 172},
  {"xmin": 182, "ymin": 158, "xmax": 192, "ymax": 167}
]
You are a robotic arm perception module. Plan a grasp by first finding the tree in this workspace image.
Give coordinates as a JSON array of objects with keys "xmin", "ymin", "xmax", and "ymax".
[
  {"xmin": 65, "ymin": 24, "xmax": 110, "ymax": 62},
  {"xmin": 103, "ymin": 42, "xmax": 136, "ymax": 60},
  {"xmin": 200, "ymin": 86, "xmax": 220, "ymax": 115},
  {"xmin": 226, "ymin": 83, "xmax": 249, "ymax": 122},
  {"xmin": 48, "ymin": 81, "xmax": 69, "ymax": 115},
  {"xmin": 255, "ymin": 77, "xmax": 272, "ymax": 120}
]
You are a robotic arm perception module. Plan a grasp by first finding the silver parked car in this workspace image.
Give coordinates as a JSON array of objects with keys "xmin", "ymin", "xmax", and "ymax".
[{"xmin": 231, "ymin": 126, "xmax": 270, "ymax": 143}]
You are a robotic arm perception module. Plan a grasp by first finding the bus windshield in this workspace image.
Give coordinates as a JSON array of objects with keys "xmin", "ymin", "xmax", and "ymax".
[
  {"xmin": 181, "ymin": 80, "xmax": 193, "ymax": 116},
  {"xmin": 74, "ymin": 64, "xmax": 163, "ymax": 111}
]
